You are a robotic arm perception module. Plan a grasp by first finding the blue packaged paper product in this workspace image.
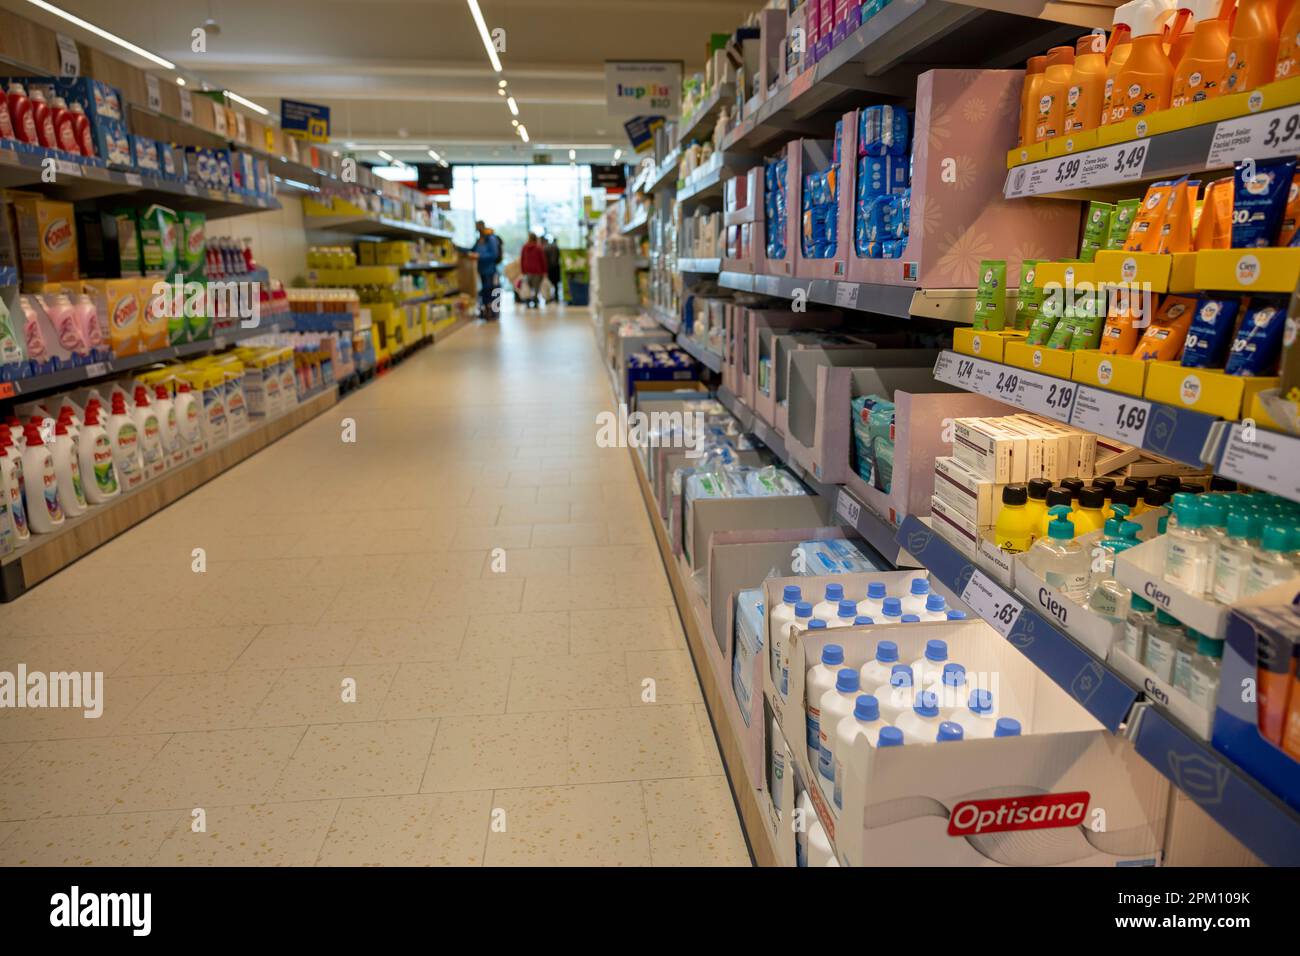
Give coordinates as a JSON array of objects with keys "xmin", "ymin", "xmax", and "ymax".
[
  {"xmin": 1232, "ymin": 158, "xmax": 1296, "ymax": 248},
  {"xmin": 890, "ymin": 156, "xmax": 910, "ymax": 194},
  {"xmin": 1181, "ymin": 297, "xmax": 1241, "ymax": 368},
  {"xmin": 732, "ymin": 588, "xmax": 764, "ymax": 724},
  {"xmin": 881, "ymin": 239, "xmax": 905, "ymax": 258},
  {"xmin": 859, "ymin": 105, "xmax": 909, "ymax": 158},
  {"xmin": 1225, "ymin": 296, "xmax": 1288, "ymax": 375},
  {"xmin": 833, "ymin": 119, "xmax": 844, "ymax": 166},
  {"xmin": 857, "ymin": 155, "xmax": 889, "ymax": 198}
]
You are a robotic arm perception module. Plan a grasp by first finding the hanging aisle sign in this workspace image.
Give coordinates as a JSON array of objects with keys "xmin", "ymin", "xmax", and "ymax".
[
  {"xmin": 281, "ymin": 98, "xmax": 331, "ymax": 142},
  {"xmin": 605, "ymin": 61, "xmax": 681, "ymax": 118}
]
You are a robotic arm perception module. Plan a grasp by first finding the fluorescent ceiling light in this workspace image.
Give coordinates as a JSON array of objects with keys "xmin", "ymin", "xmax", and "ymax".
[
  {"xmin": 373, "ymin": 165, "xmax": 417, "ymax": 182},
  {"xmin": 511, "ymin": 119, "xmax": 519, "ymax": 127},
  {"xmin": 226, "ymin": 90, "xmax": 269, "ymax": 115},
  {"xmin": 518, "ymin": 126, "xmax": 530, "ymax": 143},
  {"xmin": 614, "ymin": 149, "xmax": 622, "ymax": 160},
  {"xmin": 24, "ymin": 0, "xmax": 175, "ymax": 69},
  {"xmin": 466, "ymin": 0, "xmax": 503, "ymax": 72},
  {"xmin": 427, "ymin": 149, "xmax": 442, "ymax": 161},
  {"xmin": 377, "ymin": 150, "xmax": 394, "ymax": 161},
  {"xmin": 498, "ymin": 80, "xmax": 507, "ymax": 89},
  {"xmin": 176, "ymin": 77, "xmax": 187, "ymax": 87},
  {"xmin": 568, "ymin": 149, "xmax": 576, "ymax": 160},
  {"xmin": 507, "ymin": 97, "xmax": 519, "ymax": 116}
]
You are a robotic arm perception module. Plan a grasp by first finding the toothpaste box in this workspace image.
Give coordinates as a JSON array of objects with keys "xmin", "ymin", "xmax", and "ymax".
[
  {"xmin": 933, "ymin": 455, "xmax": 1000, "ymax": 528},
  {"xmin": 9, "ymin": 194, "xmax": 78, "ymax": 283}
]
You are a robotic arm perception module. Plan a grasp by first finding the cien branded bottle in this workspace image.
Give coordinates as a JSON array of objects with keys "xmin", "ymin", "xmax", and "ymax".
[
  {"xmin": 1246, "ymin": 522, "xmax": 1298, "ymax": 595},
  {"xmin": 1165, "ymin": 498, "xmax": 1213, "ymax": 595},
  {"xmin": 1225, "ymin": 0, "xmax": 1281, "ymax": 94},
  {"xmin": 1172, "ymin": 0, "xmax": 1231, "ymax": 105},
  {"xmin": 1119, "ymin": 593, "xmax": 1156, "ymax": 660},
  {"xmin": 1143, "ymin": 609, "xmax": 1186, "ymax": 681},
  {"xmin": 1064, "ymin": 33, "xmax": 1109, "ymax": 132},
  {"xmin": 1186, "ymin": 633, "xmax": 1224, "ymax": 710},
  {"xmin": 1026, "ymin": 510, "xmax": 1089, "ymax": 601}
]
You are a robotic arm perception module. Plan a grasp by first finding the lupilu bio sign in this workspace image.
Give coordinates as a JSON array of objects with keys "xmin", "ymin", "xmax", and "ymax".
[{"xmin": 605, "ymin": 60, "xmax": 681, "ymax": 118}]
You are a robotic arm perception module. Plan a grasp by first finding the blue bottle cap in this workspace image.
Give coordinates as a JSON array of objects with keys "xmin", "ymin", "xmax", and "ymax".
[
  {"xmin": 835, "ymin": 668, "xmax": 860, "ymax": 692},
  {"xmin": 946, "ymin": 610, "xmax": 967, "ymax": 620},
  {"xmin": 854, "ymin": 694, "xmax": 880, "ymax": 721},
  {"xmin": 913, "ymin": 691, "xmax": 939, "ymax": 718},
  {"xmin": 854, "ymin": 616, "xmax": 874, "ymax": 625},
  {"xmin": 825, "ymin": 583, "xmax": 844, "ymax": 602},
  {"xmin": 936, "ymin": 721, "xmax": 964, "ymax": 742},
  {"xmin": 889, "ymin": 664, "xmax": 913, "ymax": 687},
  {"xmin": 794, "ymin": 601, "xmax": 813, "ymax": 618},
  {"xmin": 901, "ymin": 614, "xmax": 920, "ymax": 623},
  {"xmin": 877, "ymin": 726, "xmax": 904, "ymax": 747},
  {"xmin": 867, "ymin": 581, "xmax": 887, "ymax": 599},
  {"xmin": 969, "ymin": 689, "xmax": 994, "ymax": 714},
  {"xmin": 925, "ymin": 593, "xmax": 946, "ymax": 612},
  {"xmin": 782, "ymin": 584, "xmax": 802, "ymax": 604},
  {"xmin": 910, "ymin": 578, "xmax": 930, "ymax": 596},
  {"xmin": 875, "ymin": 640, "xmax": 898, "ymax": 663},
  {"xmin": 882, "ymin": 597, "xmax": 902, "ymax": 617},
  {"xmin": 942, "ymin": 662, "xmax": 967, "ymax": 687},
  {"xmin": 821, "ymin": 644, "xmax": 844, "ymax": 666},
  {"xmin": 994, "ymin": 717, "xmax": 1022, "ymax": 737},
  {"xmin": 838, "ymin": 599, "xmax": 858, "ymax": 618},
  {"xmin": 808, "ymin": 619, "xmax": 828, "ymax": 630},
  {"xmin": 924, "ymin": 639, "xmax": 948, "ymax": 662}
]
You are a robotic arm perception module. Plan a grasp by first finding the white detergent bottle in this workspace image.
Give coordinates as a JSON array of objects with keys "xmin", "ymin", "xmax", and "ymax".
[
  {"xmin": 994, "ymin": 717, "xmax": 1022, "ymax": 737},
  {"xmin": 153, "ymin": 385, "xmax": 187, "ymax": 469},
  {"xmin": 832, "ymin": 694, "xmax": 886, "ymax": 810},
  {"xmin": 807, "ymin": 819, "xmax": 836, "ymax": 867},
  {"xmin": 132, "ymin": 386, "xmax": 166, "ymax": 479},
  {"xmin": 859, "ymin": 639, "xmax": 899, "ymax": 689},
  {"xmin": 901, "ymin": 577, "xmax": 931, "ymax": 616},
  {"xmin": 879, "ymin": 596, "xmax": 904, "ymax": 624},
  {"xmin": 106, "ymin": 393, "xmax": 143, "ymax": 490},
  {"xmin": 805, "ymin": 643, "xmax": 845, "ymax": 765},
  {"xmin": 0, "ymin": 437, "xmax": 29, "ymax": 543},
  {"xmin": 773, "ymin": 599, "xmax": 813, "ymax": 699},
  {"xmin": 896, "ymin": 690, "xmax": 945, "ymax": 744},
  {"xmin": 831, "ymin": 599, "xmax": 859, "ymax": 628},
  {"xmin": 817, "ymin": 668, "xmax": 861, "ymax": 803},
  {"xmin": 910, "ymin": 639, "xmax": 951, "ymax": 692},
  {"xmin": 953, "ymin": 689, "xmax": 1001, "ymax": 739},
  {"xmin": 174, "ymin": 381, "xmax": 206, "ymax": 455},
  {"xmin": 50, "ymin": 420, "xmax": 86, "ymax": 518},
  {"xmin": 813, "ymin": 582, "xmax": 846, "ymax": 621},
  {"xmin": 20, "ymin": 425, "xmax": 63, "ymax": 533},
  {"xmin": 922, "ymin": 592, "xmax": 949, "ymax": 622},
  {"xmin": 936, "ymin": 720, "xmax": 965, "ymax": 743},
  {"xmin": 77, "ymin": 403, "xmax": 119, "ymax": 505},
  {"xmin": 936, "ymin": 662, "xmax": 969, "ymax": 714},
  {"xmin": 859, "ymin": 581, "xmax": 888, "ymax": 619},
  {"xmin": 769, "ymin": 584, "xmax": 803, "ymax": 645},
  {"xmin": 874, "ymin": 664, "xmax": 914, "ymax": 723}
]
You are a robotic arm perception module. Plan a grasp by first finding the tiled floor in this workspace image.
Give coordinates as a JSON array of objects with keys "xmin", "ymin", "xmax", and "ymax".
[{"xmin": 0, "ymin": 301, "xmax": 750, "ymax": 867}]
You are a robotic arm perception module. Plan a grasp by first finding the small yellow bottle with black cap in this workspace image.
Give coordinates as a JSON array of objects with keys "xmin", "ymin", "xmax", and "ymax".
[
  {"xmin": 1026, "ymin": 479, "xmax": 1051, "ymax": 543},
  {"xmin": 995, "ymin": 485, "xmax": 1035, "ymax": 554},
  {"xmin": 1072, "ymin": 487, "xmax": 1108, "ymax": 536}
]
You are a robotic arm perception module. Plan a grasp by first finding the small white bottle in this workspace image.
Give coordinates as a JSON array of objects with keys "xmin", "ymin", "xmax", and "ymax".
[
  {"xmin": 832, "ymin": 694, "xmax": 886, "ymax": 810},
  {"xmin": 946, "ymin": 609, "xmax": 967, "ymax": 621},
  {"xmin": 910, "ymin": 639, "xmax": 951, "ymax": 692},
  {"xmin": 796, "ymin": 791, "xmax": 814, "ymax": 867},
  {"xmin": 921, "ymin": 592, "xmax": 948, "ymax": 622},
  {"xmin": 106, "ymin": 393, "xmax": 143, "ymax": 490},
  {"xmin": 812, "ymin": 582, "xmax": 846, "ymax": 621},
  {"xmin": 805, "ymin": 643, "xmax": 845, "ymax": 766},
  {"xmin": 859, "ymin": 640, "xmax": 899, "ymax": 689},
  {"xmin": 901, "ymin": 614, "xmax": 921, "ymax": 624},
  {"xmin": 952, "ymin": 688, "xmax": 1000, "ymax": 739},
  {"xmin": 132, "ymin": 386, "xmax": 166, "ymax": 480},
  {"xmin": 49, "ymin": 420, "xmax": 86, "ymax": 518},
  {"xmin": 994, "ymin": 717, "xmax": 1022, "ymax": 737},
  {"xmin": 817, "ymin": 668, "xmax": 861, "ymax": 801},
  {"xmin": 896, "ymin": 690, "xmax": 945, "ymax": 745},
  {"xmin": 77, "ymin": 403, "xmax": 119, "ymax": 505},
  {"xmin": 769, "ymin": 584, "xmax": 803, "ymax": 646},
  {"xmin": 853, "ymin": 615, "xmax": 874, "ymax": 627},
  {"xmin": 878, "ymin": 596, "xmax": 904, "ymax": 624},
  {"xmin": 831, "ymin": 599, "xmax": 859, "ymax": 628},
  {"xmin": 874, "ymin": 664, "xmax": 914, "ymax": 724},
  {"xmin": 772, "ymin": 599, "xmax": 813, "ymax": 699},
  {"xmin": 859, "ymin": 581, "xmax": 888, "ymax": 619},
  {"xmin": 20, "ymin": 425, "xmax": 63, "ymax": 533},
  {"xmin": 935, "ymin": 662, "xmax": 969, "ymax": 714},
  {"xmin": 1164, "ymin": 499, "xmax": 1213, "ymax": 596},
  {"xmin": 807, "ymin": 819, "xmax": 836, "ymax": 867},
  {"xmin": 900, "ymin": 577, "xmax": 930, "ymax": 616}
]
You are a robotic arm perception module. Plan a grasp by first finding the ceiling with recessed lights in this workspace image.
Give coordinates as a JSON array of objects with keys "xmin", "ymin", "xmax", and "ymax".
[{"xmin": 4, "ymin": 0, "xmax": 759, "ymax": 164}]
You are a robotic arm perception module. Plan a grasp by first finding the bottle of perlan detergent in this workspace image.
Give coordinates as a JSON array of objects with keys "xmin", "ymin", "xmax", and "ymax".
[
  {"xmin": 50, "ymin": 96, "xmax": 81, "ymax": 155},
  {"xmin": 0, "ymin": 434, "xmax": 29, "ymax": 542},
  {"xmin": 1063, "ymin": 34, "xmax": 1108, "ymax": 132},
  {"xmin": 50, "ymin": 419, "xmax": 86, "ymax": 518},
  {"xmin": 78, "ymin": 402, "xmax": 119, "ymax": 505},
  {"xmin": 6, "ymin": 82, "xmax": 37, "ymax": 145},
  {"xmin": 106, "ymin": 393, "xmax": 143, "ymax": 490},
  {"xmin": 1113, "ymin": 0, "xmax": 1177, "ymax": 121},
  {"xmin": 132, "ymin": 386, "xmax": 166, "ymax": 480},
  {"xmin": 21, "ymin": 424, "xmax": 63, "ymax": 533},
  {"xmin": 1226, "ymin": 0, "xmax": 1281, "ymax": 93},
  {"xmin": 1172, "ymin": 0, "xmax": 1231, "ymax": 105},
  {"xmin": 1034, "ymin": 45, "xmax": 1076, "ymax": 142}
]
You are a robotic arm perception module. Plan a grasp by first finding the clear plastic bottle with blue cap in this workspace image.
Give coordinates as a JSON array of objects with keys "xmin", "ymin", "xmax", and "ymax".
[
  {"xmin": 936, "ymin": 721, "xmax": 965, "ymax": 743},
  {"xmin": 921, "ymin": 592, "xmax": 948, "ymax": 622},
  {"xmin": 1025, "ymin": 507, "xmax": 1089, "ymax": 601},
  {"xmin": 896, "ymin": 689, "xmax": 945, "ymax": 744},
  {"xmin": 832, "ymin": 694, "xmax": 889, "ymax": 809},
  {"xmin": 953, "ymin": 688, "xmax": 1001, "ymax": 739},
  {"xmin": 830, "ymin": 598, "xmax": 859, "ymax": 629},
  {"xmin": 817, "ymin": 669, "xmax": 861, "ymax": 802},
  {"xmin": 859, "ymin": 581, "xmax": 888, "ymax": 619},
  {"xmin": 909, "ymin": 638, "xmax": 951, "ymax": 691},
  {"xmin": 994, "ymin": 717, "xmax": 1022, "ymax": 737},
  {"xmin": 936, "ymin": 662, "xmax": 970, "ymax": 713},
  {"xmin": 900, "ymin": 577, "xmax": 931, "ymax": 616},
  {"xmin": 813, "ymin": 582, "xmax": 847, "ymax": 621},
  {"xmin": 874, "ymin": 664, "xmax": 915, "ymax": 723},
  {"xmin": 859, "ymin": 639, "xmax": 899, "ymax": 688},
  {"xmin": 805, "ymin": 643, "xmax": 845, "ymax": 765},
  {"xmin": 879, "ymin": 596, "xmax": 904, "ymax": 624}
]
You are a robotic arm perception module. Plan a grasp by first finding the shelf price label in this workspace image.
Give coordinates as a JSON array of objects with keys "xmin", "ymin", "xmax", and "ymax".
[
  {"xmin": 83, "ymin": 362, "xmax": 108, "ymax": 379},
  {"xmin": 1004, "ymin": 140, "xmax": 1149, "ymax": 198},
  {"xmin": 1070, "ymin": 386, "xmax": 1151, "ymax": 446},
  {"xmin": 1207, "ymin": 103, "xmax": 1300, "ymax": 167},
  {"xmin": 1005, "ymin": 369, "xmax": 1075, "ymax": 422},
  {"xmin": 55, "ymin": 159, "xmax": 82, "ymax": 177},
  {"xmin": 179, "ymin": 88, "xmax": 194, "ymax": 124},
  {"xmin": 960, "ymin": 569, "xmax": 1024, "ymax": 638},
  {"xmin": 56, "ymin": 33, "xmax": 80, "ymax": 78},
  {"xmin": 146, "ymin": 74, "xmax": 162, "ymax": 112},
  {"xmin": 835, "ymin": 489, "xmax": 862, "ymax": 528},
  {"xmin": 1216, "ymin": 423, "xmax": 1300, "ymax": 500},
  {"xmin": 834, "ymin": 282, "xmax": 860, "ymax": 309}
]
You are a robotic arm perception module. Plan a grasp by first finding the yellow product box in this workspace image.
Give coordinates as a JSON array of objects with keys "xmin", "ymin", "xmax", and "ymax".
[
  {"xmin": 9, "ymin": 192, "xmax": 78, "ymax": 283},
  {"xmin": 1095, "ymin": 107, "xmax": 1198, "ymax": 147},
  {"xmin": 378, "ymin": 241, "xmax": 416, "ymax": 264},
  {"xmin": 1144, "ymin": 361, "xmax": 1279, "ymax": 419},
  {"xmin": 358, "ymin": 242, "xmax": 376, "ymax": 265},
  {"xmin": 1005, "ymin": 339, "xmax": 1075, "ymax": 378},
  {"xmin": 1071, "ymin": 350, "xmax": 1149, "ymax": 396},
  {"xmin": 1006, "ymin": 141, "xmax": 1049, "ymax": 168},
  {"xmin": 1195, "ymin": 75, "xmax": 1300, "ymax": 126},
  {"xmin": 81, "ymin": 278, "xmax": 142, "ymax": 358},
  {"xmin": 1245, "ymin": 390, "xmax": 1289, "ymax": 432},
  {"xmin": 1044, "ymin": 130, "xmax": 1099, "ymax": 157},
  {"xmin": 1192, "ymin": 247, "xmax": 1300, "ymax": 293},
  {"xmin": 1092, "ymin": 250, "xmax": 1197, "ymax": 292},
  {"xmin": 137, "ymin": 278, "xmax": 169, "ymax": 353},
  {"xmin": 1034, "ymin": 260, "xmax": 1096, "ymax": 290}
]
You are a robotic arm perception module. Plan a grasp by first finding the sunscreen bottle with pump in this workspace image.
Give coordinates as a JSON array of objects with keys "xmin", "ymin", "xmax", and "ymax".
[
  {"xmin": 1114, "ymin": 0, "xmax": 1178, "ymax": 122},
  {"xmin": 1225, "ymin": 0, "xmax": 1281, "ymax": 94},
  {"xmin": 1020, "ymin": 56, "xmax": 1047, "ymax": 147},
  {"xmin": 1276, "ymin": 0, "xmax": 1300, "ymax": 78},
  {"xmin": 1101, "ymin": 5, "xmax": 1137, "ymax": 125},
  {"xmin": 1035, "ymin": 45, "xmax": 1076, "ymax": 142},
  {"xmin": 1064, "ymin": 33, "xmax": 1109, "ymax": 132}
]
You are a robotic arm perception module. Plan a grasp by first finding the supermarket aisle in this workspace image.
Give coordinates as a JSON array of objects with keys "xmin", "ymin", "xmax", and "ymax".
[{"xmin": 0, "ymin": 301, "xmax": 750, "ymax": 867}]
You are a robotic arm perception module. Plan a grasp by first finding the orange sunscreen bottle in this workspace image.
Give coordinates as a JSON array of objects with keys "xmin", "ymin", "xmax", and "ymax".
[
  {"xmin": 1276, "ymin": 0, "xmax": 1300, "ymax": 78},
  {"xmin": 1172, "ymin": 0, "xmax": 1231, "ymax": 105},
  {"xmin": 1020, "ymin": 56, "xmax": 1046, "ymax": 147},
  {"xmin": 1065, "ymin": 33, "xmax": 1109, "ymax": 131},
  {"xmin": 1114, "ymin": 0, "xmax": 1178, "ymax": 122},
  {"xmin": 1101, "ymin": 8, "xmax": 1136, "ymax": 125},
  {"xmin": 1225, "ymin": 0, "xmax": 1281, "ymax": 94},
  {"xmin": 1035, "ymin": 45, "xmax": 1076, "ymax": 142}
]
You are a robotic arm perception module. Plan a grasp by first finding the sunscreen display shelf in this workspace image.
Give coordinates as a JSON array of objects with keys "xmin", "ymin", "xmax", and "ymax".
[
  {"xmin": 718, "ymin": 270, "xmax": 988, "ymax": 323},
  {"xmin": 897, "ymin": 514, "xmax": 1300, "ymax": 867}
]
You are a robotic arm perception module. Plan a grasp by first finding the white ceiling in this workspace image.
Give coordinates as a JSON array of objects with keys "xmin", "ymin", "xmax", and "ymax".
[{"xmin": 7, "ymin": 0, "xmax": 760, "ymax": 163}]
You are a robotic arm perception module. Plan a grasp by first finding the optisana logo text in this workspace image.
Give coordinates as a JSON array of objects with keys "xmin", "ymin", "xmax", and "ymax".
[{"xmin": 50, "ymin": 886, "xmax": 151, "ymax": 936}]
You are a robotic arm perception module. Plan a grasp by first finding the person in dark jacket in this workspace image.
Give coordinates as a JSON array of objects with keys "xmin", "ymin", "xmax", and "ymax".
[
  {"xmin": 519, "ymin": 233, "xmax": 548, "ymax": 308},
  {"xmin": 471, "ymin": 221, "xmax": 505, "ymax": 319},
  {"xmin": 543, "ymin": 235, "xmax": 562, "ymax": 303}
]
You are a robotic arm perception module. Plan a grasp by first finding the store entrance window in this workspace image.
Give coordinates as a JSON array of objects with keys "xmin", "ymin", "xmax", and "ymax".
[{"xmin": 449, "ymin": 163, "xmax": 598, "ymax": 254}]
